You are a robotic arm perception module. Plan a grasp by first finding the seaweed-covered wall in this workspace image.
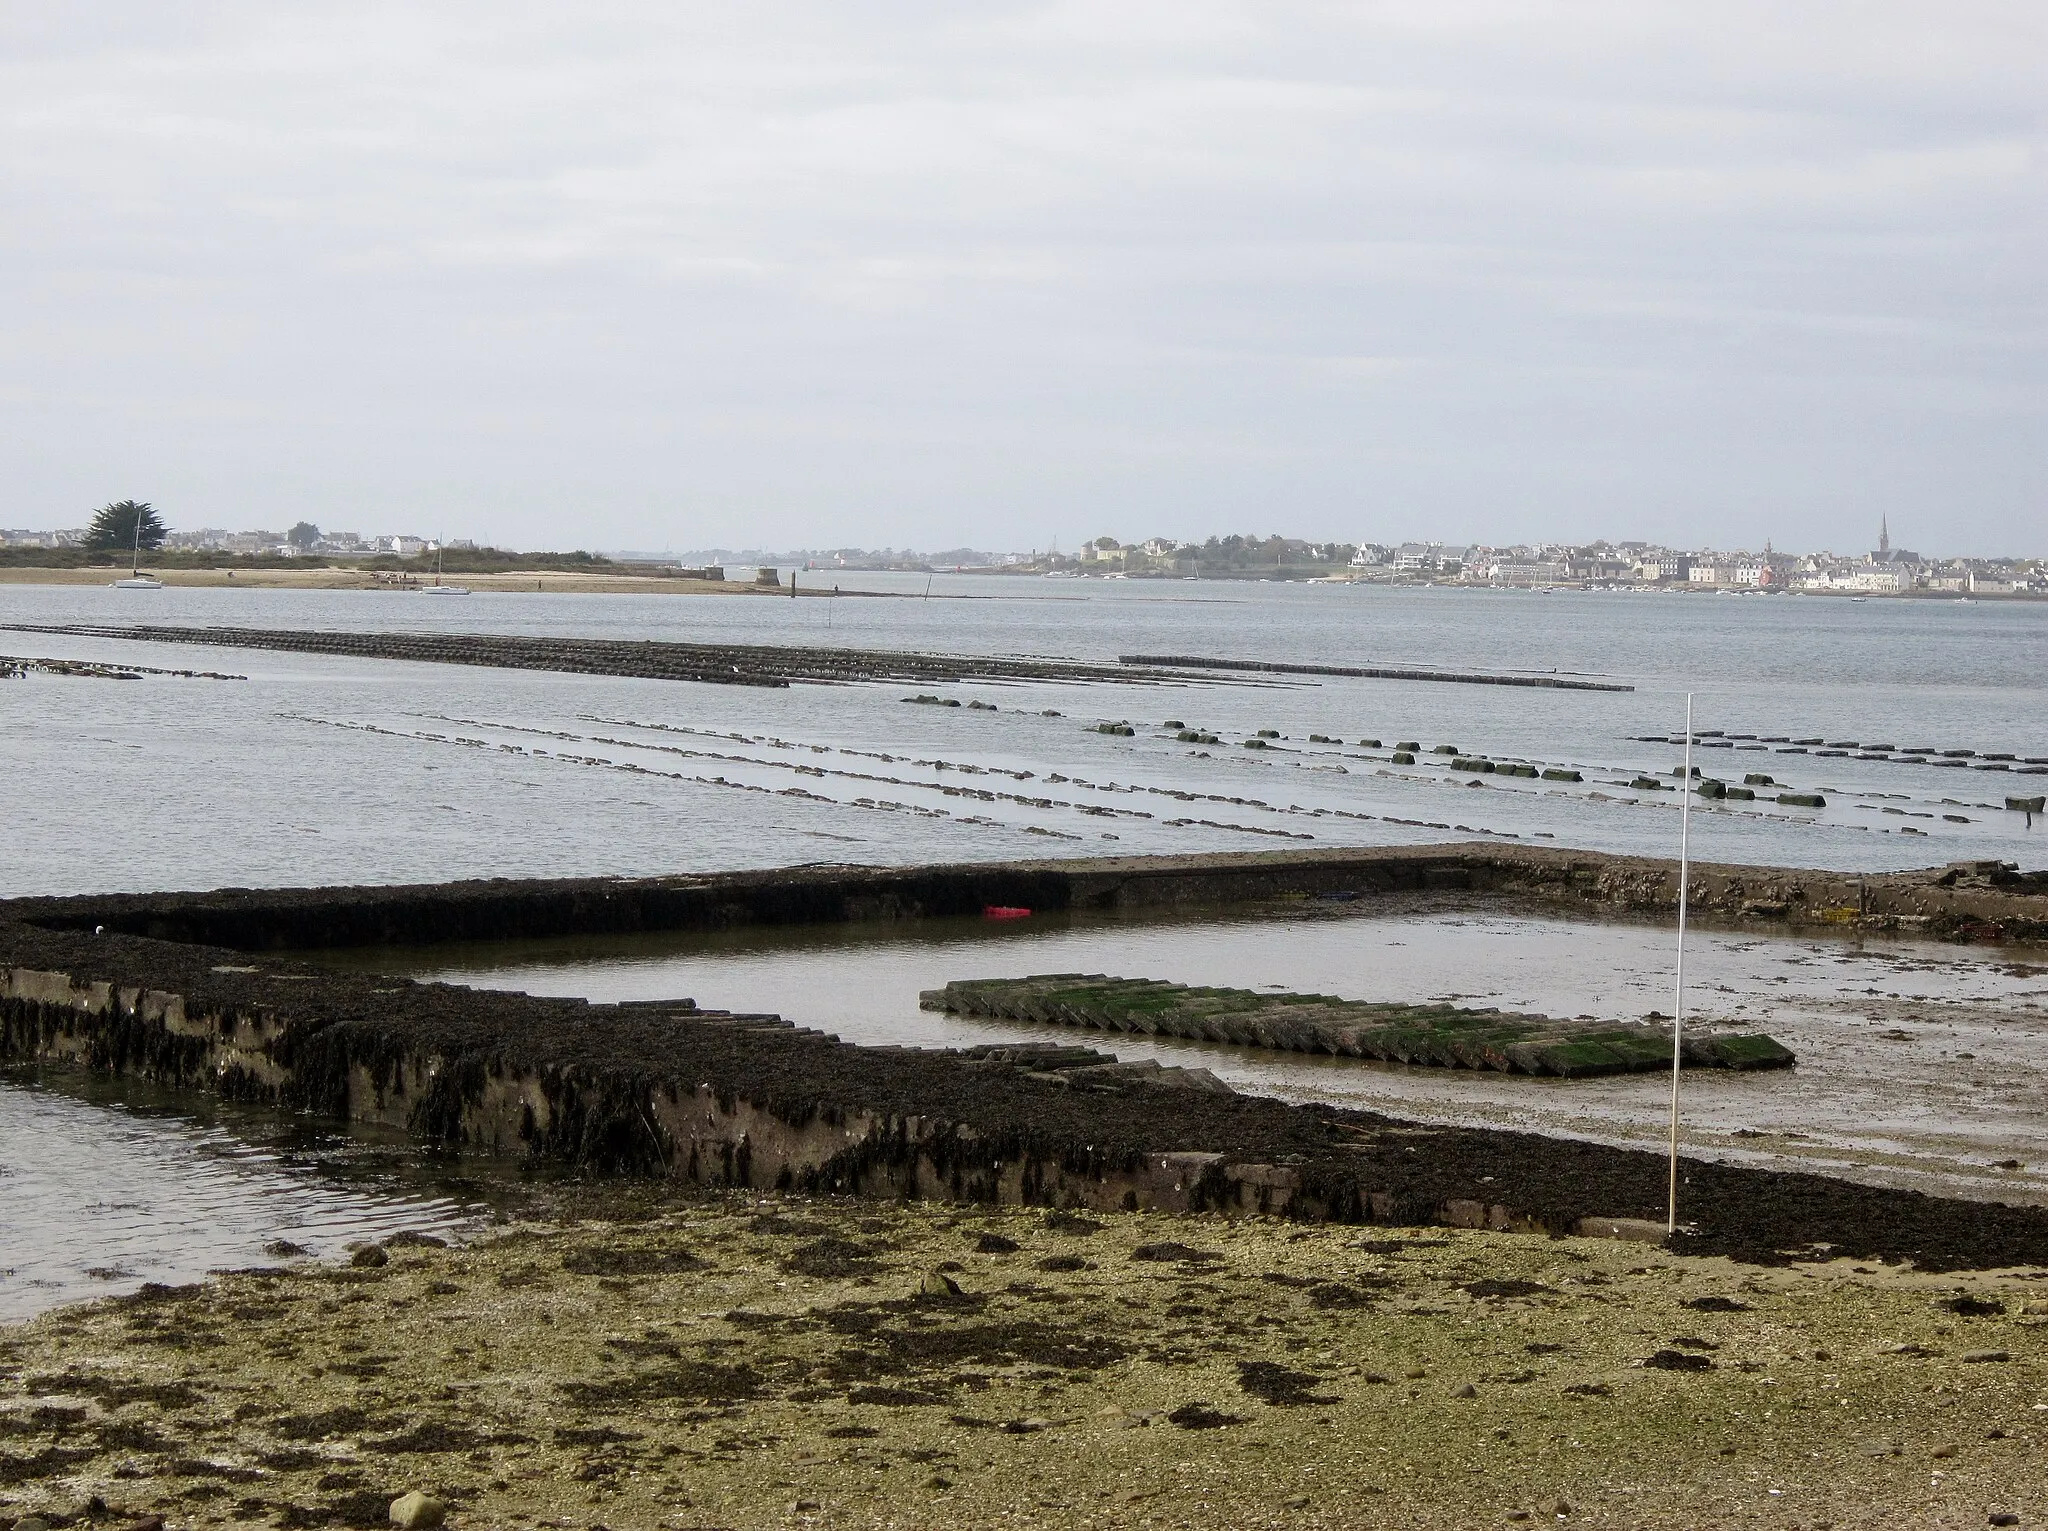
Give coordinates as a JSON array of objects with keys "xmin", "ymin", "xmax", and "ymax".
[
  {"xmin": 9, "ymin": 845, "xmax": 2047, "ymax": 951},
  {"xmin": 8, "ymin": 919, "xmax": 2048, "ymax": 1269},
  {"xmin": 4, "ymin": 847, "xmax": 2048, "ymax": 1269},
  {"xmin": 0, "ymin": 957, "xmax": 1437, "ymax": 1225}
]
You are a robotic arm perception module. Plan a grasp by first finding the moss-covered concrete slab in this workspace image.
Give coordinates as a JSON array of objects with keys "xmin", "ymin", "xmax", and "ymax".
[{"xmin": 922, "ymin": 975, "xmax": 1795, "ymax": 1076}]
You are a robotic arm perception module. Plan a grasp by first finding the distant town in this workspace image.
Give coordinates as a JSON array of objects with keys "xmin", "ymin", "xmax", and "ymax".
[
  {"xmin": 688, "ymin": 519, "xmax": 2042, "ymax": 594},
  {"xmin": 1, "ymin": 517, "xmax": 2038, "ymax": 595},
  {"xmin": 0, "ymin": 525, "xmax": 461, "ymax": 559},
  {"xmin": 0, "ymin": 523, "xmax": 452, "ymax": 560}
]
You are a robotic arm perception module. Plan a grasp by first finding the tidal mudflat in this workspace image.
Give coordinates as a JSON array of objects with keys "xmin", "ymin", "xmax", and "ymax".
[{"xmin": 2, "ymin": 1195, "xmax": 2042, "ymax": 1530}]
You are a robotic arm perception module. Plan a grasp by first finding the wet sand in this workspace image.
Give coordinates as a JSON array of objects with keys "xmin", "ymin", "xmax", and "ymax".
[{"xmin": 2, "ymin": 1194, "xmax": 2042, "ymax": 1529}]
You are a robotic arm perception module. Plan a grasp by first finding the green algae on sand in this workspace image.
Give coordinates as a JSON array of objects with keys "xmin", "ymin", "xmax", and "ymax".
[{"xmin": 2, "ymin": 1196, "xmax": 2040, "ymax": 1530}]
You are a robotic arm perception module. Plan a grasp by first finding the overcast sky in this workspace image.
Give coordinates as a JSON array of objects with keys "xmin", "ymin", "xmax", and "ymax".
[{"xmin": 4, "ymin": 3, "xmax": 2041, "ymax": 555}]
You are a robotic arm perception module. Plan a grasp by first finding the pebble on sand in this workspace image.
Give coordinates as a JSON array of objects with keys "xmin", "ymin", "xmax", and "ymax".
[{"xmin": 388, "ymin": 1490, "xmax": 446, "ymax": 1529}]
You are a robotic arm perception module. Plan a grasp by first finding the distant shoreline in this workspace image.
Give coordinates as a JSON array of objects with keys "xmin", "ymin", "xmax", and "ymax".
[
  {"xmin": 1, "ymin": 562, "xmax": 2040, "ymax": 601},
  {"xmin": 0, "ymin": 566, "xmax": 769, "ymax": 595},
  {"xmin": 1015, "ymin": 574, "xmax": 2048, "ymax": 601}
]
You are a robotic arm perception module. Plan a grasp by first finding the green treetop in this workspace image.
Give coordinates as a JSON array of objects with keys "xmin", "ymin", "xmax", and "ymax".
[{"xmin": 84, "ymin": 500, "xmax": 167, "ymax": 553}]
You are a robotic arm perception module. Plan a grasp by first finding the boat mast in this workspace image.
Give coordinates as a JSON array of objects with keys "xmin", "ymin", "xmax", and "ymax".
[{"xmin": 1667, "ymin": 692, "xmax": 1694, "ymax": 1233}]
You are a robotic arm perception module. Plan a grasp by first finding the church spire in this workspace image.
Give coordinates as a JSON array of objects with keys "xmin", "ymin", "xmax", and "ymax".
[{"xmin": 1879, "ymin": 515, "xmax": 1890, "ymax": 555}]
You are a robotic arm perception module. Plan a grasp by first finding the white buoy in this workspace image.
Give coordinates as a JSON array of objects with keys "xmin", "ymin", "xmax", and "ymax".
[{"xmin": 1668, "ymin": 693, "xmax": 1694, "ymax": 1233}]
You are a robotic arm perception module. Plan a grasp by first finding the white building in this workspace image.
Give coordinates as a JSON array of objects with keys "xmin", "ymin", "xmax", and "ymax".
[
  {"xmin": 1794, "ymin": 565, "xmax": 1911, "ymax": 594},
  {"xmin": 1489, "ymin": 560, "xmax": 1569, "ymax": 586},
  {"xmin": 1394, "ymin": 542, "xmax": 1468, "ymax": 572}
]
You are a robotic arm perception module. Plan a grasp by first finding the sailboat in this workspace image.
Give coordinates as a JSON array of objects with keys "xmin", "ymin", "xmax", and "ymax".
[
  {"xmin": 111, "ymin": 513, "xmax": 163, "ymax": 589},
  {"xmin": 422, "ymin": 544, "xmax": 470, "ymax": 596}
]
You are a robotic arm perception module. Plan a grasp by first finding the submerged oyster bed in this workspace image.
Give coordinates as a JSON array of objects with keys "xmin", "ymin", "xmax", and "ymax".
[
  {"xmin": 923, "ymin": 975, "xmax": 1795, "ymax": 1076},
  {"xmin": 0, "ymin": 622, "xmax": 1202, "ymax": 690}
]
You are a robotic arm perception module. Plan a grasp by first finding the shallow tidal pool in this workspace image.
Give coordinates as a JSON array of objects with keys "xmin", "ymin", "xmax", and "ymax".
[{"xmin": 308, "ymin": 896, "xmax": 2048, "ymax": 1206}]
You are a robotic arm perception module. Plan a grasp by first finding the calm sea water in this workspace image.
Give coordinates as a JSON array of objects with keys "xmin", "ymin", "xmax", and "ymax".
[
  {"xmin": 1, "ymin": 577, "xmax": 2041, "ymax": 895},
  {"xmin": 0, "ymin": 1070, "xmax": 480, "ymax": 1321}
]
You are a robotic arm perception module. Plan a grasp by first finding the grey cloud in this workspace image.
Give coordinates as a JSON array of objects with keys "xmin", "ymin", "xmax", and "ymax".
[{"xmin": 3, "ymin": 1, "xmax": 2040, "ymax": 552}]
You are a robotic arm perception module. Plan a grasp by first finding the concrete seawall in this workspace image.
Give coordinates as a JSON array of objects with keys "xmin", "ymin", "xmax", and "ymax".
[
  {"xmin": 4, "ymin": 846, "xmax": 2047, "ymax": 1269},
  {"xmin": 0, "ymin": 949, "xmax": 1505, "ymax": 1228}
]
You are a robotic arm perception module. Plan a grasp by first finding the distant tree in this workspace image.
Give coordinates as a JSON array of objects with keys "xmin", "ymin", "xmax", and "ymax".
[
  {"xmin": 83, "ymin": 500, "xmax": 166, "ymax": 553},
  {"xmin": 287, "ymin": 521, "xmax": 321, "ymax": 550}
]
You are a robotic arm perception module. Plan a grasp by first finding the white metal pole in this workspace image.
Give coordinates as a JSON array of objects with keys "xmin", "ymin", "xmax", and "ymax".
[{"xmin": 1667, "ymin": 693, "xmax": 1694, "ymax": 1233}]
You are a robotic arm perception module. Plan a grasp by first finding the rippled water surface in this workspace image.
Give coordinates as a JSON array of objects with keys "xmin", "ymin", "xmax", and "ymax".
[
  {"xmin": 1, "ymin": 577, "xmax": 2043, "ymax": 896},
  {"xmin": 0, "ymin": 1073, "xmax": 484, "ymax": 1322}
]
